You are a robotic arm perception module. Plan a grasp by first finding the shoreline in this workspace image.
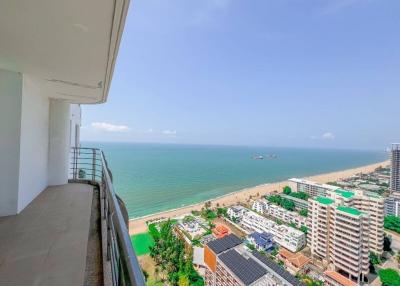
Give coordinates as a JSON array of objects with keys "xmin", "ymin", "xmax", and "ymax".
[{"xmin": 129, "ymin": 160, "xmax": 389, "ymax": 235}]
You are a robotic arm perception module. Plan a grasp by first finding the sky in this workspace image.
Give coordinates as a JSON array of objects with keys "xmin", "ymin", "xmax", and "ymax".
[{"xmin": 81, "ymin": 0, "xmax": 400, "ymax": 150}]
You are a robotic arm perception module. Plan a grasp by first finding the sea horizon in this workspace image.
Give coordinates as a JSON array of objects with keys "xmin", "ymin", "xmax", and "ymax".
[{"xmin": 82, "ymin": 142, "xmax": 388, "ymax": 218}]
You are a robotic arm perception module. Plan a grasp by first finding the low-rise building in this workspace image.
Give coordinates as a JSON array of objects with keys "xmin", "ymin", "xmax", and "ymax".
[
  {"xmin": 251, "ymin": 199, "xmax": 307, "ymax": 228},
  {"xmin": 324, "ymin": 271, "xmax": 358, "ymax": 286},
  {"xmin": 241, "ymin": 210, "xmax": 306, "ymax": 252},
  {"xmin": 278, "ymin": 248, "xmax": 310, "ymax": 275},
  {"xmin": 289, "ymin": 178, "xmax": 338, "ymax": 197},
  {"xmin": 212, "ymin": 225, "xmax": 230, "ymax": 239},
  {"xmin": 227, "ymin": 205, "xmax": 248, "ymax": 221},
  {"xmin": 204, "ymin": 234, "xmax": 304, "ymax": 286},
  {"xmin": 247, "ymin": 232, "xmax": 274, "ymax": 252},
  {"xmin": 281, "ymin": 194, "xmax": 309, "ymax": 210}
]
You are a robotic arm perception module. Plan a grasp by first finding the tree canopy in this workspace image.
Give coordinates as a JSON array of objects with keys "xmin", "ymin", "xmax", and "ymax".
[
  {"xmin": 384, "ymin": 216, "xmax": 400, "ymax": 234},
  {"xmin": 267, "ymin": 195, "xmax": 295, "ymax": 211},
  {"xmin": 283, "ymin": 186, "xmax": 292, "ymax": 195},
  {"xmin": 379, "ymin": 268, "xmax": 400, "ymax": 286},
  {"xmin": 149, "ymin": 220, "xmax": 204, "ymax": 286}
]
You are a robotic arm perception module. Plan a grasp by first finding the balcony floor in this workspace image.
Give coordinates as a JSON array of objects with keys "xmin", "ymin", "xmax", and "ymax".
[{"xmin": 0, "ymin": 183, "xmax": 95, "ymax": 286}]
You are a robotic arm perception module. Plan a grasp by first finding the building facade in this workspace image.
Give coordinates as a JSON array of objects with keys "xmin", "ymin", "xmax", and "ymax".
[
  {"xmin": 280, "ymin": 194, "xmax": 309, "ymax": 210},
  {"xmin": 241, "ymin": 210, "xmax": 306, "ymax": 252},
  {"xmin": 308, "ymin": 186, "xmax": 385, "ymax": 285},
  {"xmin": 227, "ymin": 206, "xmax": 248, "ymax": 221},
  {"xmin": 390, "ymin": 143, "xmax": 400, "ymax": 193},
  {"xmin": 385, "ymin": 193, "xmax": 400, "ymax": 217},
  {"xmin": 289, "ymin": 178, "xmax": 338, "ymax": 198},
  {"xmin": 251, "ymin": 199, "xmax": 307, "ymax": 228}
]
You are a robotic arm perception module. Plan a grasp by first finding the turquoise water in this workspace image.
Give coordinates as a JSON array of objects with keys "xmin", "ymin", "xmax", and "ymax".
[{"xmin": 84, "ymin": 142, "xmax": 387, "ymax": 218}]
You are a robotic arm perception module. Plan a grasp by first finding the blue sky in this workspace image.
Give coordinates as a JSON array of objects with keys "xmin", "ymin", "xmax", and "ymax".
[{"xmin": 81, "ymin": 0, "xmax": 400, "ymax": 150}]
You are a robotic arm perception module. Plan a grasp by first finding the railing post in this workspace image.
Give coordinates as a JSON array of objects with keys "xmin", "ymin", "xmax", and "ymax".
[
  {"xmin": 92, "ymin": 148, "xmax": 96, "ymax": 183},
  {"xmin": 72, "ymin": 147, "xmax": 76, "ymax": 180}
]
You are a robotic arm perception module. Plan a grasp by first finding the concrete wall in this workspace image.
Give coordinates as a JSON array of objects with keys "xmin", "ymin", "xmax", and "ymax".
[
  {"xmin": 48, "ymin": 100, "xmax": 71, "ymax": 186},
  {"xmin": 17, "ymin": 76, "xmax": 50, "ymax": 212},
  {"xmin": 0, "ymin": 70, "xmax": 81, "ymax": 216},
  {"xmin": 0, "ymin": 69, "xmax": 22, "ymax": 216}
]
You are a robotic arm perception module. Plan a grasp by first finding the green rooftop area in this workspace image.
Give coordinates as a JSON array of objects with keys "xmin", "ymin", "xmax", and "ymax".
[
  {"xmin": 337, "ymin": 206, "xmax": 362, "ymax": 216},
  {"xmin": 335, "ymin": 189, "xmax": 355, "ymax": 199},
  {"xmin": 316, "ymin": 197, "xmax": 335, "ymax": 205}
]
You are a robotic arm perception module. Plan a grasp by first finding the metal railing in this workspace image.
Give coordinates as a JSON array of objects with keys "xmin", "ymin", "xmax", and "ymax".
[{"xmin": 69, "ymin": 147, "xmax": 145, "ymax": 286}]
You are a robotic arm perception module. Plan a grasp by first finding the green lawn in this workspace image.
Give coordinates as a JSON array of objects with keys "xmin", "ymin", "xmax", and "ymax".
[{"xmin": 131, "ymin": 233, "xmax": 154, "ymax": 256}]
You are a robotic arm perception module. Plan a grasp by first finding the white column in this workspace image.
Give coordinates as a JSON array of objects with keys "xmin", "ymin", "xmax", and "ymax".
[
  {"xmin": 0, "ymin": 69, "xmax": 23, "ymax": 216},
  {"xmin": 48, "ymin": 99, "xmax": 71, "ymax": 185}
]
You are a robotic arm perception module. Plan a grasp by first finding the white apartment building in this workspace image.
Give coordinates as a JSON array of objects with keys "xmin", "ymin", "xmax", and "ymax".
[
  {"xmin": 252, "ymin": 199, "xmax": 307, "ymax": 228},
  {"xmin": 227, "ymin": 205, "xmax": 249, "ymax": 221},
  {"xmin": 329, "ymin": 189, "xmax": 385, "ymax": 255},
  {"xmin": 241, "ymin": 210, "xmax": 306, "ymax": 252},
  {"xmin": 390, "ymin": 143, "xmax": 400, "ymax": 193},
  {"xmin": 289, "ymin": 178, "xmax": 338, "ymax": 198},
  {"xmin": 308, "ymin": 188, "xmax": 383, "ymax": 285},
  {"xmin": 385, "ymin": 193, "xmax": 400, "ymax": 217}
]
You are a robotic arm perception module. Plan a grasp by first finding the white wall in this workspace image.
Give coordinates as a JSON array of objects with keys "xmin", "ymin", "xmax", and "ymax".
[
  {"xmin": 48, "ymin": 100, "xmax": 71, "ymax": 186},
  {"xmin": 17, "ymin": 76, "xmax": 50, "ymax": 212},
  {"xmin": 0, "ymin": 70, "xmax": 80, "ymax": 216},
  {"xmin": 0, "ymin": 69, "xmax": 22, "ymax": 216}
]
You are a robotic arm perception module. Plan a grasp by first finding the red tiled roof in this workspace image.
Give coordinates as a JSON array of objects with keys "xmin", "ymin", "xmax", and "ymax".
[
  {"xmin": 287, "ymin": 253, "xmax": 310, "ymax": 269},
  {"xmin": 324, "ymin": 271, "xmax": 358, "ymax": 286}
]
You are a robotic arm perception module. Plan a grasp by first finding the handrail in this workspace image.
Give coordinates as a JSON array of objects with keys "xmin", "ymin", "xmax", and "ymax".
[{"xmin": 69, "ymin": 147, "xmax": 145, "ymax": 286}]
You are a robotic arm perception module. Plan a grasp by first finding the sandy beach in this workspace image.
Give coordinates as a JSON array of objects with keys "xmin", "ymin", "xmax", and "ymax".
[{"xmin": 129, "ymin": 160, "xmax": 388, "ymax": 235}]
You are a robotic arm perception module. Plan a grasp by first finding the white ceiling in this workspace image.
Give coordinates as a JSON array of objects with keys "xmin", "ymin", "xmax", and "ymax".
[{"xmin": 0, "ymin": 0, "xmax": 129, "ymax": 104}]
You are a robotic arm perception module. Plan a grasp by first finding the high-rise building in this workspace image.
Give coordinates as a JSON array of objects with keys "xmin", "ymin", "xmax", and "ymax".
[
  {"xmin": 385, "ymin": 193, "xmax": 400, "ymax": 217},
  {"xmin": 390, "ymin": 143, "xmax": 400, "ymax": 193},
  {"xmin": 308, "ymin": 198, "xmax": 369, "ymax": 284},
  {"xmin": 308, "ymin": 187, "xmax": 384, "ymax": 285}
]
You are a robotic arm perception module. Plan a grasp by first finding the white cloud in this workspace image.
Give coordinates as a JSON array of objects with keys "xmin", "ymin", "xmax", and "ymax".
[
  {"xmin": 91, "ymin": 122, "xmax": 129, "ymax": 132},
  {"xmin": 146, "ymin": 128, "xmax": 154, "ymax": 133},
  {"xmin": 322, "ymin": 132, "xmax": 335, "ymax": 140},
  {"xmin": 162, "ymin": 130, "xmax": 177, "ymax": 135},
  {"xmin": 310, "ymin": 132, "xmax": 335, "ymax": 140}
]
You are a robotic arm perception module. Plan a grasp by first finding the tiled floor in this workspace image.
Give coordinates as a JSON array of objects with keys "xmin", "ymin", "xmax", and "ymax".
[{"xmin": 0, "ymin": 183, "xmax": 93, "ymax": 286}]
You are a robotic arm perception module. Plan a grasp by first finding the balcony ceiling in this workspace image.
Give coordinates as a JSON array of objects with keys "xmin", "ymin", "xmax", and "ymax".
[{"xmin": 0, "ymin": 0, "xmax": 129, "ymax": 104}]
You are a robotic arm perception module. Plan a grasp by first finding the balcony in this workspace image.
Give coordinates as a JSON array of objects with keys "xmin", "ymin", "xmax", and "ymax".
[{"xmin": 0, "ymin": 147, "xmax": 145, "ymax": 286}]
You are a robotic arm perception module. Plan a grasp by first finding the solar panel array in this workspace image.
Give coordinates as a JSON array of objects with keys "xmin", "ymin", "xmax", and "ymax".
[
  {"xmin": 252, "ymin": 251, "xmax": 305, "ymax": 286},
  {"xmin": 206, "ymin": 233, "xmax": 242, "ymax": 254},
  {"xmin": 219, "ymin": 249, "xmax": 267, "ymax": 285}
]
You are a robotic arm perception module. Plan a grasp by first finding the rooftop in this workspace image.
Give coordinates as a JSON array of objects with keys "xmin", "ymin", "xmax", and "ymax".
[
  {"xmin": 207, "ymin": 234, "xmax": 242, "ymax": 254},
  {"xmin": 219, "ymin": 249, "xmax": 267, "ymax": 285},
  {"xmin": 324, "ymin": 271, "xmax": 358, "ymax": 286},
  {"xmin": 249, "ymin": 232, "xmax": 274, "ymax": 248},
  {"xmin": 315, "ymin": 196, "xmax": 335, "ymax": 205},
  {"xmin": 335, "ymin": 189, "xmax": 355, "ymax": 199},
  {"xmin": 336, "ymin": 206, "xmax": 363, "ymax": 216},
  {"xmin": 252, "ymin": 251, "xmax": 304, "ymax": 286}
]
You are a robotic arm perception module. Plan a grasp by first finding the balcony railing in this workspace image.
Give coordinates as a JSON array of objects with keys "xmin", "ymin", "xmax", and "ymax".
[{"xmin": 69, "ymin": 147, "xmax": 145, "ymax": 286}]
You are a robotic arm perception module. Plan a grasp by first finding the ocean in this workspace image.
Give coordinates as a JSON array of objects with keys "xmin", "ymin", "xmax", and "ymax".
[{"xmin": 84, "ymin": 142, "xmax": 387, "ymax": 218}]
